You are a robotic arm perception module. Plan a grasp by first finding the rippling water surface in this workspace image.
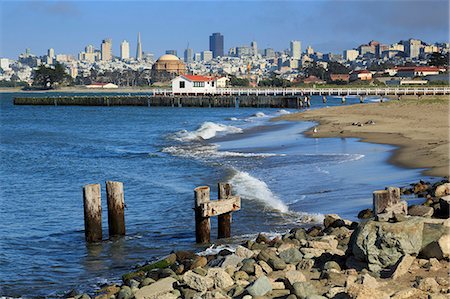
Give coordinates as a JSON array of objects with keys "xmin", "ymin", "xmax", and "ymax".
[{"xmin": 0, "ymin": 92, "xmax": 427, "ymax": 297}]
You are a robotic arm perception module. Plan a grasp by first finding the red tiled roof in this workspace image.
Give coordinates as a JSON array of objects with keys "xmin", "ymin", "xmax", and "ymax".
[
  {"xmin": 396, "ymin": 66, "xmax": 440, "ymax": 72},
  {"xmin": 182, "ymin": 75, "xmax": 215, "ymax": 82},
  {"xmin": 353, "ymin": 70, "xmax": 371, "ymax": 74}
]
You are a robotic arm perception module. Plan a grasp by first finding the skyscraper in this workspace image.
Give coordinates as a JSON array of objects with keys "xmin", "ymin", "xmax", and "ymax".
[
  {"xmin": 136, "ymin": 32, "xmax": 142, "ymax": 61},
  {"xmin": 47, "ymin": 48, "xmax": 55, "ymax": 58},
  {"xmin": 209, "ymin": 32, "xmax": 224, "ymax": 58},
  {"xmin": 184, "ymin": 48, "xmax": 193, "ymax": 63},
  {"xmin": 165, "ymin": 50, "xmax": 178, "ymax": 56},
  {"xmin": 201, "ymin": 50, "xmax": 213, "ymax": 62},
  {"xmin": 101, "ymin": 38, "xmax": 112, "ymax": 61},
  {"xmin": 290, "ymin": 40, "xmax": 301, "ymax": 60},
  {"xmin": 251, "ymin": 41, "xmax": 258, "ymax": 57},
  {"xmin": 120, "ymin": 40, "xmax": 130, "ymax": 60}
]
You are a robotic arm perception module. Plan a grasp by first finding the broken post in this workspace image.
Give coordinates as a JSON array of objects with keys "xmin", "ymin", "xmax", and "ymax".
[
  {"xmin": 218, "ymin": 183, "xmax": 232, "ymax": 239},
  {"xmin": 106, "ymin": 181, "xmax": 126, "ymax": 237},
  {"xmin": 83, "ymin": 183, "xmax": 102, "ymax": 242},
  {"xmin": 195, "ymin": 186, "xmax": 211, "ymax": 244},
  {"xmin": 373, "ymin": 187, "xmax": 400, "ymax": 215}
]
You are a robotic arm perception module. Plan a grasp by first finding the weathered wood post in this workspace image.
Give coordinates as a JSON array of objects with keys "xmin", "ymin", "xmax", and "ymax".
[
  {"xmin": 373, "ymin": 187, "xmax": 400, "ymax": 215},
  {"xmin": 106, "ymin": 181, "xmax": 126, "ymax": 237},
  {"xmin": 83, "ymin": 183, "xmax": 102, "ymax": 242},
  {"xmin": 218, "ymin": 183, "xmax": 232, "ymax": 239},
  {"xmin": 195, "ymin": 186, "xmax": 211, "ymax": 243},
  {"xmin": 322, "ymin": 96, "xmax": 327, "ymax": 103}
]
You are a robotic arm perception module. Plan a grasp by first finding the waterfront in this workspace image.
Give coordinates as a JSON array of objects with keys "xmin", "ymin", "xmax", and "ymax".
[{"xmin": 0, "ymin": 93, "xmax": 429, "ymax": 297}]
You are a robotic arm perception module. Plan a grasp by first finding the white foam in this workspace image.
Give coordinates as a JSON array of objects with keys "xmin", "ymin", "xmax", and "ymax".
[
  {"xmin": 171, "ymin": 122, "xmax": 243, "ymax": 141},
  {"xmin": 277, "ymin": 109, "xmax": 291, "ymax": 115},
  {"xmin": 337, "ymin": 154, "xmax": 365, "ymax": 163},
  {"xmin": 253, "ymin": 112, "xmax": 268, "ymax": 118},
  {"xmin": 162, "ymin": 144, "xmax": 284, "ymax": 159},
  {"xmin": 226, "ymin": 117, "xmax": 239, "ymax": 121},
  {"xmin": 229, "ymin": 170, "xmax": 289, "ymax": 213}
]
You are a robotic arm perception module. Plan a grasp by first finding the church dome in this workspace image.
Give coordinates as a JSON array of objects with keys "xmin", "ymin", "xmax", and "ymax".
[{"xmin": 157, "ymin": 54, "xmax": 180, "ymax": 61}]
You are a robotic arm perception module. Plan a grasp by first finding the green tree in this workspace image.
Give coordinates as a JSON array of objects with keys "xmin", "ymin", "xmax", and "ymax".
[
  {"xmin": 33, "ymin": 62, "xmax": 70, "ymax": 88},
  {"xmin": 428, "ymin": 52, "xmax": 449, "ymax": 67},
  {"xmin": 229, "ymin": 76, "xmax": 249, "ymax": 87}
]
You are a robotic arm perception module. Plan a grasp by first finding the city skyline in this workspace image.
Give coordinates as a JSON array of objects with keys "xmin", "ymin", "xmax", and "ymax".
[{"xmin": 1, "ymin": 0, "xmax": 449, "ymax": 59}]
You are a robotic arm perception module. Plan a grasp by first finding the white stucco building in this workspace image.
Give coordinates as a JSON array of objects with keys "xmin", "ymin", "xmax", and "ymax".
[{"xmin": 172, "ymin": 75, "xmax": 217, "ymax": 94}]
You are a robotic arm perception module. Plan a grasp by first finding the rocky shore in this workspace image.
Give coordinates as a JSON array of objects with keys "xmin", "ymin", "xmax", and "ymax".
[{"xmin": 71, "ymin": 179, "xmax": 450, "ymax": 299}]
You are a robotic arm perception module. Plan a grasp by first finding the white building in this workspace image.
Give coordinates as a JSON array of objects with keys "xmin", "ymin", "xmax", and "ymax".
[
  {"xmin": 201, "ymin": 51, "xmax": 213, "ymax": 62},
  {"xmin": 0, "ymin": 58, "xmax": 11, "ymax": 71},
  {"xmin": 290, "ymin": 40, "xmax": 301, "ymax": 59},
  {"xmin": 86, "ymin": 82, "xmax": 118, "ymax": 89},
  {"xmin": 343, "ymin": 49, "xmax": 359, "ymax": 61},
  {"xmin": 216, "ymin": 76, "xmax": 229, "ymax": 87},
  {"xmin": 172, "ymin": 75, "xmax": 217, "ymax": 94},
  {"xmin": 120, "ymin": 40, "xmax": 130, "ymax": 60}
]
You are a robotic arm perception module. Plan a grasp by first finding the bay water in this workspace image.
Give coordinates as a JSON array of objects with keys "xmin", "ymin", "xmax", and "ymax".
[{"xmin": 0, "ymin": 92, "xmax": 427, "ymax": 297}]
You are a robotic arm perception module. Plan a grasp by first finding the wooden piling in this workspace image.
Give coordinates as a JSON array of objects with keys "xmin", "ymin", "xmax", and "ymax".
[
  {"xmin": 83, "ymin": 183, "xmax": 102, "ymax": 242},
  {"xmin": 373, "ymin": 187, "xmax": 400, "ymax": 215},
  {"xmin": 218, "ymin": 183, "xmax": 232, "ymax": 239},
  {"xmin": 106, "ymin": 181, "xmax": 126, "ymax": 237},
  {"xmin": 195, "ymin": 186, "xmax": 211, "ymax": 243}
]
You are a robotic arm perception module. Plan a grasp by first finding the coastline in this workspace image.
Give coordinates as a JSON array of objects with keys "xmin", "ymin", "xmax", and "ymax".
[{"xmin": 276, "ymin": 96, "xmax": 449, "ymax": 178}]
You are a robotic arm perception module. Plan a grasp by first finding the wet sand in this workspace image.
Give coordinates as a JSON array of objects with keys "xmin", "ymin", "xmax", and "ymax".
[{"xmin": 277, "ymin": 96, "xmax": 449, "ymax": 177}]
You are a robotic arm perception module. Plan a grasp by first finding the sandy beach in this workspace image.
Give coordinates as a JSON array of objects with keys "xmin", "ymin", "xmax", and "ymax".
[{"xmin": 278, "ymin": 96, "xmax": 449, "ymax": 177}]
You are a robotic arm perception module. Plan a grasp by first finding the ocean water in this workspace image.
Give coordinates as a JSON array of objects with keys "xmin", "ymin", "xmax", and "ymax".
[{"xmin": 0, "ymin": 92, "xmax": 429, "ymax": 297}]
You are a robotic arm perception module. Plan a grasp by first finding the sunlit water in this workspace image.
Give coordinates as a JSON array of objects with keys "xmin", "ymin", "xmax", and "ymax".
[{"xmin": 0, "ymin": 92, "xmax": 430, "ymax": 297}]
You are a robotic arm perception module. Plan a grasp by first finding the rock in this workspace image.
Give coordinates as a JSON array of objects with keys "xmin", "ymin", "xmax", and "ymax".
[
  {"xmin": 373, "ymin": 187, "xmax": 400, "ymax": 215},
  {"xmin": 192, "ymin": 267, "xmax": 208, "ymax": 276},
  {"xmin": 116, "ymin": 286, "xmax": 133, "ymax": 299},
  {"xmin": 271, "ymin": 281, "xmax": 286, "ymax": 289},
  {"xmin": 279, "ymin": 248, "xmax": 303, "ymax": 265},
  {"xmin": 358, "ymin": 273, "xmax": 378, "ymax": 288},
  {"xmin": 291, "ymin": 228, "xmax": 308, "ymax": 241},
  {"xmin": 413, "ymin": 182, "xmax": 429, "ymax": 194},
  {"xmin": 257, "ymin": 249, "xmax": 277, "ymax": 262},
  {"xmin": 391, "ymin": 288, "xmax": 427, "ymax": 299},
  {"xmin": 326, "ymin": 287, "xmax": 346, "ymax": 298},
  {"xmin": 408, "ymin": 205, "xmax": 434, "ymax": 217},
  {"xmin": 234, "ymin": 270, "xmax": 249, "ymax": 281},
  {"xmin": 427, "ymin": 258, "xmax": 442, "ymax": 271},
  {"xmin": 308, "ymin": 238, "xmax": 338, "ymax": 251},
  {"xmin": 254, "ymin": 264, "xmax": 264, "ymax": 278},
  {"xmin": 297, "ymin": 259, "xmax": 314, "ymax": 271},
  {"xmin": 390, "ymin": 254, "xmax": 415, "ymax": 279},
  {"xmin": 300, "ymin": 248, "xmax": 324, "ymax": 259},
  {"xmin": 324, "ymin": 214, "xmax": 342, "ymax": 228},
  {"xmin": 285, "ymin": 269, "xmax": 306, "ymax": 285},
  {"xmin": 175, "ymin": 250, "xmax": 196, "ymax": 262},
  {"xmin": 351, "ymin": 217, "xmax": 446, "ymax": 272},
  {"xmin": 240, "ymin": 259, "xmax": 256, "ymax": 274},
  {"xmin": 183, "ymin": 270, "xmax": 214, "ymax": 292},
  {"xmin": 256, "ymin": 233, "xmax": 271, "ymax": 244},
  {"xmin": 323, "ymin": 261, "xmax": 341, "ymax": 272},
  {"xmin": 208, "ymin": 268, "xmax": 234, "ymax": 289},
  {"xmin": 435, "ymin": 183, "xmax": 450, "ymax": 197},
  {"xmin": 219, "ymin": 254, "xmax": 244, "ymax": 268},
  {"xmin": 292, "ymin": 282, "xmax": 317, "ymax": 299},
  {"xmin": 439, "ymin": 195, "xmax": 450, "ymax": 217},
  {"xmin": 235, "ymin": 246, "xmax": 254, "ymax": 259},
  {"xmin": 346, "ymin": 284, "xmax": 389, "ymax": 299},
  {"xmin": 268, "ymin": 256, "xmax": 287, "ymax": 270},
  {"xmin": 139, "ymin": 278, "xmax": 156, "ymax": 287},
  {"xmin": 321, "ymin": 271, "xmax": 347, "ymax": 287},
  {"xmin": 421, "ymin": 234, "xmax": 450, "ymax": 259},
  {"xmin": 246, "ymin": 275, "xmax": 272, "ymax": 297},
  {"xmin": 385, "ymin": 200, "xmax": 407, "ymax": 216},
  {"xmin": 307, "ymin": 226, "xmax": 323, "ymax": 237},
  {"xmin": 258, "ymin": 260, "xmax": 273, "ymax": 274},
  {"xmin": 190, "ymin": 256, "xmax": 208, "ymax": 269},
  {"xmin": 134, "ymin": 277, "xmax": 177, "ymax": 299},
  {"xmin": 416, "ymin": 277, "xmax": 440, "ymax": 293}
]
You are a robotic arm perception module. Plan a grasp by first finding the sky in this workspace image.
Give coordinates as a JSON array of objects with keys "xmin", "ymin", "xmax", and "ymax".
[{"xmin": 0, "ymin": 0, "xmax": 449, "ymax": 59}]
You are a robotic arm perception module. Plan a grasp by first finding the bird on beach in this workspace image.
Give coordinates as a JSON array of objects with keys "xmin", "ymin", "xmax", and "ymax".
[{"xmin": 313, "ymin": 127, "xmax": 318, "ymax": 133}]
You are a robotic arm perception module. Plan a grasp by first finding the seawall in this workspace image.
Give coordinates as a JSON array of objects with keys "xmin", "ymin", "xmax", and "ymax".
[{"xmin": 13, "ymin": 95, "xmax": 305, "ymax": 108}]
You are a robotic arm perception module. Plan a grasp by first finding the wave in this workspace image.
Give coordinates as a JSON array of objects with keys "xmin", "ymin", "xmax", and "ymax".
[
  {"xmin": 225, "ymin": 117, "xmax": 239, "ymax": 121},
  {"xmin": 229, "ymin": 170, "xmax": 289, "ymax": 213},
  {"xmin": 162, "ymin": 144, "xmax": 285, "ymax": 159},
  {"xmin": 253, "ymin": 112, "xmax": 268, "ymax": 118},
  {"xmin": 170, "ymin": 122, "xmax": 243, "ymax": 142},
  {"xmin": 276, "ymin": 109, "xmax": 291, "ymax": 115}
]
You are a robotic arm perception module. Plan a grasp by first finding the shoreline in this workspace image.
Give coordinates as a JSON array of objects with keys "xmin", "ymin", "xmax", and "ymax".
[{"xmin": 276, "ymin": 96, "xmax": 449, "ymax": 178}]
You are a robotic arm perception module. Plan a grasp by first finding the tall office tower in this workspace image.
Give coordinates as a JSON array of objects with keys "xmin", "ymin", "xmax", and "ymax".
[
  {"xmin": 136, "ymin": 32, "xmax": 143, "ymax": 61},
  {"xmin": 343, "ymin": 49, "xmax": 359, "ymax": 61},
  {"xmin": 290, "ymin": 40, "xmax": 301, "ymax": 59},
  {"xmin": 165, "ymin": 50, "xmax": 177, "ymax": 56},
  {"xmin": 194, "ymin": 53, "xmax": 201, "ymax": 62},
  {"xmin": 184, "ymin": 48, "xmax": 193, "ymax": 63},
  {"xmin": 306, "ymin": 45, "xmax": 314, "ymax": 56},
  {"xmin": 85, "ymin": 44, "xmax": 94, "ymax": 54},
  {"xmin": 120, "ymin": 40, "xmax": 130, "ymax": 60},
  {"xmin": 209, "ymin": 32, "xmax": 224, "ymax": 58},
  {"xmin": 251, "ymin": 41, "xmax": 258, "ymax": 57},
  {"xmin": 264, "ymin": 48, "xmax": 275, "ymax": 58},
  {"xmin": 48, "ymin": 48, "xmax": 55, "ymax": 58},
  {"xmin": 403, "ymin": 39, "xmax": 422, "ymax": 58},
  {"xmin": 101, "ymin": 38, "xmax": 113, "ymax": 61}
]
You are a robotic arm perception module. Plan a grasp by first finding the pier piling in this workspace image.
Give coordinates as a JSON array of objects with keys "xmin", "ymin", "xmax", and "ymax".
[
  {"xmin": 106, "ymin": 181, "xmax": 126, "ymax": 237},
  {"xmin": 218, "ymin": 183, "xmax": 232, "ymax": 239},
  {"xmin": 195, "ymin": 186, "xmax": 211, "ymax": 244},
  {"xmin": 83, "ymin": 183, "xmax": 102, "ymax": 242}
]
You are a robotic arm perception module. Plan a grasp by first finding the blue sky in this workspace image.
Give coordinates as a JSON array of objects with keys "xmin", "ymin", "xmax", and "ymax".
[{"xmin": 1, "ymin": 0, "xmax": 449, "ymax": 59}]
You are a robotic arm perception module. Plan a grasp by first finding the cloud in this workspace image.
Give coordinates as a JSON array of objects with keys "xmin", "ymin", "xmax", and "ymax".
[{"xmin": 27, "ymin": 1, "xmax": 81, "ymax": 17}]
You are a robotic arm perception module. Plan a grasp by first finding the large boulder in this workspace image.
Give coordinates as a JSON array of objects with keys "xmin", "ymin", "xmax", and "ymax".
[
  {"xmin": 350, "ymin": 217, "xmax": 446, "ymax": 272},
  {"xmin": 134, "ymin": 277, "xmax": 177, "ymax": 299},
  {"xmin": 434, "ymin": 183, "xmax": 450, "ymax": 197}
]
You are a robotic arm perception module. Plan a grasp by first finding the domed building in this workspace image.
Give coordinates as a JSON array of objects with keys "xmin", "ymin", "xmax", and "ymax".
[{"xmin": 151, "ymin": 54, "xmax": 186, "ymax": 83}]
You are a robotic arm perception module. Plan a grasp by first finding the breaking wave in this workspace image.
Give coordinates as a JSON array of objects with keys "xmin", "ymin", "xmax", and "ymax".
[
  {"xmin": 162, "ymin": 144, "xmax": 284, "ymax": 159},
  {"xmin": 170, "ymin": 122, "xmax": 243, "ymax": 141}
]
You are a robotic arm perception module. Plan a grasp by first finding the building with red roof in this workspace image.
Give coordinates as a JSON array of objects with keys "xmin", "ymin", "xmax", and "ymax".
[{"xmin": 172, "ymin": 75, "xmax": 218, "ymax": 94}]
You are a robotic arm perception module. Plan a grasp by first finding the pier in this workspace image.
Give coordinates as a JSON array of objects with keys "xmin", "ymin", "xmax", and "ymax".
[{"xmin": 13, "ymin": 87, "xmax": 449, "ymax": 108}]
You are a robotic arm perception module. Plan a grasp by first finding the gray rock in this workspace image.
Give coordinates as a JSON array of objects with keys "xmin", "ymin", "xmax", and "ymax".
[
  {"xmin": 306, "ymin": 296, "xmax": 327, "ymax": 299},
  {"xmin": 139, "ymin": 277, "xmax": 156, "ymax": 287},
  {"xmin": 293, "ymin": 282, "xmax": 317, "ymax": 299},
  {"xmin": 117, "ymin": 286, "xmax": 133, "ymax": 299},
  {"xmin": 323, "ymin": 261, "xmax": 341, "ymax": 272},
  {"xmin": 246, "ymin": 275, "xmax": 272, "ymax": 297},
  {"xmin": 358, "ymin": 208, "xmax": 373, "ymax": 219},
  {"xmin": 279, "ymin": 248, "xmax": 303, "ymax": 265},
  {"xmin": 268, "ymin": 256, "xmax": 287, "ymax": 270},
  {"xmin": 324, "ymin": 214, "xmax": 342, "ymax": 229},
  {"xmin": 292, "ymin": 228, "xmax": 307, "ymax": 241},
  {"xmin": 257, "ymin": 249, "xmax": 277, "ymax": 262},
  {"xmin": 240, "ymin": 259, "xmax": 256, "ymax": 274},
  {"xmin": 183, "ymin": 270, "xmax": 214, "ymax": 292},
  {"xmin": 408, "ymin": 205, "xmax": 434, "ymax": 217},
  {"xmin": 390, "ymin": 254, "xmax": 415, "ymax": 279},
  {"xmin": 134, "ymin": 277, "xmax": 177, "ymax": 299},
  {"xmin": 297, "ymin": 259, "xmax": 314, "ymax": 271},
  {"xmin": 421, "ymin": 234, "xmax": 450, "ymax": 259},
  {"xmin": 127, "ymin": 279, "xmax": 140, "ymax": 289},
  {"xmin": 439, "ymin": 195, "xmax": 450, "ymax": 216}
]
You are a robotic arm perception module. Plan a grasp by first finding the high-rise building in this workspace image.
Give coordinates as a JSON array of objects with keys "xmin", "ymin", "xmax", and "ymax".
[
  {"xmin": 201, "ymin": 50, "xmax": 213, "ymax": 62},
  {"xmin": 48, "ymin": 48, "xmax": 55, "ymax": 58},
  {"xmin": 264, "ymin": 48, "xmax": 275, "ymax": 58},
  {"xmin": 402, "ymin": 39, "xmax": 422, "ymax": 58},
  {"xmin": 184, "ymin": 48, "xmax": 193, "ymax": 63},
  {"xmin": 101, "ymin": 38, "xmax": 113, "ymax": 61},
  {"xmin": 85, "ymin": 45, "xmax": 94, "ymax": 54},
  {"xmin": 209, "ymin": 32, "xmax": 224, "ymax": 58},
  {"xmin": 120, "ymin": 40, "xmax": 130, "ymax": 60},
  {"xmin": 194, "ymin": 53, "xmax": 201, "ymax": 62},
  {"xmin": 343, "ymin": 49, "xmax": 359, "ymax": 61},
  {"xmin": 251, "ymin": 41, "xmax": 258, "ymax": 57},
  {"xmin": 290, "ymin": 40, "xmax": 301, "ymax": 59},
  {"xmin": 306, "ymin": 45, "xmax": 314, "ymax": 56},
  {"xmin": 136, "ymin": 32, "xmax": 143, "ymax": 61},
  {"xmin": 165, "ymin": 50, "xmax": 178, "ymax": 56}
]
